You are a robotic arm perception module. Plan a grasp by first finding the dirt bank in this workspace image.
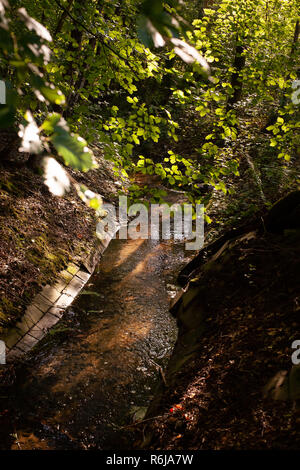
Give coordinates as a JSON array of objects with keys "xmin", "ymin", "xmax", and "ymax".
[
  {"xmin": 138, "ymin": 225, "xmax": 300, "ymax": 450},
  {"xmin": 0, "ymin": 148, "xmax": 119, "ymax": 334}
]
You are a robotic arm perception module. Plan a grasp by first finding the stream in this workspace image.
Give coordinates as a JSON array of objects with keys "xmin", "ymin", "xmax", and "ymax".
[{"xmin": 0, "ymin": 187, "xmax": 193, "ymax": 450}]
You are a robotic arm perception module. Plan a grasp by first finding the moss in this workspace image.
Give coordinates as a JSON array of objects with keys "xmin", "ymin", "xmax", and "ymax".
[
  {"xmin": 0, "ymin": 297, "xmax": 22, "ymax": 334},
  {"xmin": 0, "ymin": 178, "xmax": 19, "ymax": 195},
  {"xmin": 67, "ymin": 264, "xmax": 78, "ymax": 275},
  {"xmin": 26, "ymin": 234, "xmax": 69, "ymax": 281},
  {"xmin": 0, "ymin": 307, "xmax": 8, "ymax": 325},
  {"xmin": 59, "ymin": 270, "xmax": 73, "ymax": 283},
  {"xmin": 27, "ymin": 249, "xmax": 67, "ymax": 281},
  {"xmin": 0, "ymin": 163, "xmax": 108, "ymax": 333}
]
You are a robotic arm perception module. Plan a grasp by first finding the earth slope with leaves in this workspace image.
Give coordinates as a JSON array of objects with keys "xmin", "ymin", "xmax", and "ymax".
[{"xmin": 138, "ymin": 218, "xmax": 300, "ymax": 449}]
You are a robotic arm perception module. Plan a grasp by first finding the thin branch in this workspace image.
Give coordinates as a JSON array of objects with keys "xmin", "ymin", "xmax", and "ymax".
[
  {"xmin": 54, "ymin": 0, "xmax": 75, "ymax": 36},
  {"xmin": 52, "ymin": 0, "xmax": 135, "ymax": 67}
]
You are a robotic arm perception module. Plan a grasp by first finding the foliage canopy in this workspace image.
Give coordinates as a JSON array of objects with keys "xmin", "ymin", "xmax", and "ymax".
[{"xmin": 0, "ymin": 0, "xmax": 299, "ymax": 218}]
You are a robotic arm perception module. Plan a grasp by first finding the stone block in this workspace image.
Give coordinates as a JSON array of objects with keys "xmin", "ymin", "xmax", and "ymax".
[
  {"xmin": 32, "ymin": 293, "xmax": 52, "ymax": 313},
  {"xmin": 29, "ymin": 325, "xmax": 47, "ymax": 341},
  {"xmin": 76, "ymin": 270, "xmax": 90, "ymax": 282},
  {"xmin": 66, "ymin": 263, "xmax": 80, "ymax": 276},
  {"xmin": 24, "ymin": 304, "xmax": 44, "ymax": 324},
  {"xmin": 82, "ymin": 245, "xmax": 102, "ymax": 273},
  {"xmin": 53, "ymin": 278, "xmax": 68, "ymax": 293},
  {"xmin": 59, "ymin": 270, "xmax": 73, "ymax": 284},
  {"xmin": 33, "ymin": 312, "xmax": 59, "ymax": 333},
  {"xmin": 15, "ymin": 315, "xmax": 35, "ymax": 336},
  {"xmin": 3, "ymin": 328, "xmax": 22, "ymax": 349},
  {"xmin": 48, "ymin": 306, "xmax": 64, "ymax": 319},
  {"xmin": 55, "ymin": 293, "xmax": 74, "ymax": 309},
  {"xmin": 63, "ymin": 276, "xmax": 85, "ymax": 297},
  {"xmin": 41, "ymin": 285, "xmax": 61, "ymax": 303},
  {"xmin": 16, "ymin": 334, "xmax": 39, "ymax": 353}
]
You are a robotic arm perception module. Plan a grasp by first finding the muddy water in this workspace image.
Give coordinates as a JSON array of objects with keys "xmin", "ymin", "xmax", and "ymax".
[{"xmin": 1, "ymin": 191, "xmax": 193, "ymax": 450}]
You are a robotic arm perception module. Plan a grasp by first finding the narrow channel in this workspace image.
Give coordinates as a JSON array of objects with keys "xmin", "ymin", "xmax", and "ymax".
[{"xmin": 2, "ymin": 189, "xmax": 193, "ymax": 450}]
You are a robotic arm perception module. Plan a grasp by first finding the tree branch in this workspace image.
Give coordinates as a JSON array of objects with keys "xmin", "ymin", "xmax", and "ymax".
[{"xmin": 52, "ymin": 0, "xmax": 135, "ymax": 67}]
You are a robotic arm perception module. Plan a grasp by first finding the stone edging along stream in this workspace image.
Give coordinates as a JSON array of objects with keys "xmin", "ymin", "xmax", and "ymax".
[{"xmin": 2, "ymin": 229, "xmax": 117, "ymax": 363}]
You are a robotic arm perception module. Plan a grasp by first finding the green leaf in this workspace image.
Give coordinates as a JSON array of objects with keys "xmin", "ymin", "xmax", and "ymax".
[
  {"xmin": 51, "ymin": 130, "xmax": 94, "ymax": 171},
  {"xmin": 278, "ymin": 77, "xmax": 285, "ymax": 89},
  {"xmin": 41, "ymin": 113, "xmax": 61, "ymax": 133},
  {"xmin": 42, "ymin": 114, "xmax": 94, "ymax": 171},
  {"xmin": 40, "ymin": 85, "xmax": 65, "ymax": 104}
]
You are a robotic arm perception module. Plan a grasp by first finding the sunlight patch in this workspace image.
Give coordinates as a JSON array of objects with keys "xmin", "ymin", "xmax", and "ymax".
[{"xmin": 42, "ymin": 156, "xmax": 70, "ymax": 196}]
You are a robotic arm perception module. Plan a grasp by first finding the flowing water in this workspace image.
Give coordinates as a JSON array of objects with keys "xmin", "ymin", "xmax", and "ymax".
[{"xmin": 0, "ymin": 187, "xmax": 193, "ymax": 450}]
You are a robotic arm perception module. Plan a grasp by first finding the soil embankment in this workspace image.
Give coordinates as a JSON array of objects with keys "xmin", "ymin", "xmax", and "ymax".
[
  {"xmin": 139, "ymin": 222, "xmax": 300, "ymax": 450},
  {"xmin": 0, "ymin": 149, "xmax": 118, "ymax": 334}
]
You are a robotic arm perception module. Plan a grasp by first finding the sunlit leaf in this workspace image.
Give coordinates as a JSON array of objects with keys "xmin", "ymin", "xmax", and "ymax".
[
  {"xmin": 39, "ymin": 84, "xmax": 65, "ymax": 105},
  {"xmin": 51, "ymin": 130, "xmax": 94, "ymax": 172},
  {"xmin": 170, "ymin": 38, "xmax": 209, "ymax": 70},
  {"xmin": 18, "ymin": 111, "xmax": 43, "ymax": 154},
  {"xmin": 17, "ymin": 8, "xmax": 52, "ymax": 42},
  {"xmin": 42, "ymin": 156, "xmax": 70, "ymax": 196}
]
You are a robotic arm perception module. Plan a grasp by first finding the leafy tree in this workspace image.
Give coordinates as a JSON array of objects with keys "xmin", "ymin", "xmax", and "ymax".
[{"xmin": 0, "ymin": 0, "xmax": 299, "ymax": 222}]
